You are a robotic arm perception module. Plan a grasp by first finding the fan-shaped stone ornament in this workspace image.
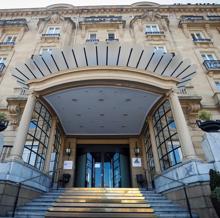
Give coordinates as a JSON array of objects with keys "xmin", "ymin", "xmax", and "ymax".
[{"xmin": 12, "ymin": 42, "xmax": 196, "ymax": 90}]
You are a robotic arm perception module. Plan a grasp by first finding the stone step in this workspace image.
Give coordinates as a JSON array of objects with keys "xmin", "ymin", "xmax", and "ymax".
[
  {"xmin": 58, "ymin": 192, "xmax": 143, "ymax": 196},
  {"xmin": 52, "ymin": 202, "xmax": 151, "ymax": 208},
  {"xmin": 57, "ymin": 196, "xmax": 146, "ymax": 200},
  {"xmin": 56, "ymin": 199, "xmax": 147, "ymax": 203},
  {"xmin": 47, "ymin": 207, "xmax": 154, "ymax": 213},
  {"xmin": 155, "ymin": 213, "xmax": 199, "ymax": 218},
  {"xmin": 14, "ymin": 211, "xmax": 45, "ymax": 217},
  {"xmin": 25, "ymin": 202, "xmax": 55, "ymax": 206},
  {"xmin": 45, "ymin": 212, "xmax": 156, "ymax": 218}
]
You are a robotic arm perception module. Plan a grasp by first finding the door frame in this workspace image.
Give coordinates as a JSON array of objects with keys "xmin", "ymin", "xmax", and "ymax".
[{"xmin": 74, "ymin": 144, "xmax": 131, "ymax": 188}]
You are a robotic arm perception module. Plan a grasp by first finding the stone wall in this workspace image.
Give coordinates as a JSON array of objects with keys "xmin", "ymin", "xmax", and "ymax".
[
  {"xmin": 0, "ymin": 181, "xmax": 43, "ymax": 216},
  {"xmin": 163, "ymin": 183, "xmax": 218, "ymax": 218}
]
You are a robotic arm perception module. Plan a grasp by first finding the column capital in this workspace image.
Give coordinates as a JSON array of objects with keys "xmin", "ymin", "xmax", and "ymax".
[{"xmin": 9, "ymin": 92, "xmax": 37, "ymax": 161}]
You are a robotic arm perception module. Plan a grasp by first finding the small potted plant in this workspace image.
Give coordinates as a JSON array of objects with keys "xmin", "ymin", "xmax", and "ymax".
[
  {"xmin": 196, "ymin": 110, "xmax": 220, "ymax": 132},
  {"xmin": 0, "ymin": 112, "xmax": 9, "ymax": 132}
]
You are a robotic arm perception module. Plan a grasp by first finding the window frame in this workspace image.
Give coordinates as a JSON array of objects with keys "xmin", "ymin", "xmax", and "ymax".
[
  {"xmin": 145, "ymin": 24, "xmax": 160, "ymax": 33},
  {"xmin": 153, "ymin": 100, "xmax": 182, "ymax": 171},
  {"xmin": 46, "ymin": 26, "xmax": 61, "ymax": 35},
  {"xmin": 89, "ymin": 32, "xmax": 97, "ymax": 40},
  {"xmin": 154, "ymin": 45, "xmax": 167, "ymax": 53},
  {"xmin": 201, "ymin": 53, "xmax": 216, "ymax": 61},
  {"xmin": 22, "ymin": 101, "xmax": 52, "ymax": 171},
  {"xmin": 40, "ymin": 47, "xmax": 54, "ymax": 55},
  {"xmin": 3, "ymin": 35, "xmax": 17, "ymax": 43}
]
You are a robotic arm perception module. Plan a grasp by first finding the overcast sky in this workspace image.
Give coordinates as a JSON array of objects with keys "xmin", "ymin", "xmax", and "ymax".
[{"xmin": 0, "ymin": 0, "xmax": 218, "ymax": 9}]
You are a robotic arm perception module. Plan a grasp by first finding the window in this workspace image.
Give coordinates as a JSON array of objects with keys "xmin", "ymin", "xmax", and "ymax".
[
  {"xmin": 201, "ymin": 53, "xmax": 216, "ymax": 61},
  {"xmin": 153, "ymin": 100, "xmax": 182, "ymax": 171},
  {"xmin": 4, "ymin": 35, "xmax": 17, "ymax": 43},
  {"xmin": 108, "ymin": 33, "xmax": 115, "ymax": 40},
  {"xmin": 146, "ymin": 24, "xmax": 160, "ymax": 33},
  {"xmin": 49, "ymin": 124, "xmax": 62, "ymax": 183},
  {"xmin": 143, "ymin": 125, "xmax": 155, "ymax": 188},
  {"xmin": 40, "ymin": 47, "xmax": 53, "ymax": 55},
  {"xmin": 89, "ymin": 33, "xmax": 97, "ymax": 40},
  {"xmin": 215, "ymin": 81, "xmax": 220, "ymax": 91},
  {"xmin": 0, "ymin": 57, "xmax": 6, "ymax": 71},
  {"xmin": 154, "ymin": 46, "xmax": 167, "ymax": 53},
  {"xmin": 22, "ymin": 101, "xmax": 52, "ymax": 170},
  {"xmin": 0, "ymin": 57, "xmax": 6, "ymax": 64},
  {"xmin": 191, "ymin": 32, "xmax": 204, "ymax": 41},
  {"xmin": 46, "ymin": 27, "xmax": 60, "ymax": 34}
]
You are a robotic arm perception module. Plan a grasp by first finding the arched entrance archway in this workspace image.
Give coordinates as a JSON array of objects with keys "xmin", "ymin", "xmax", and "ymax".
[{"xmin": 9, "ymin": 42, "xmax": 196, "ymax": 189}]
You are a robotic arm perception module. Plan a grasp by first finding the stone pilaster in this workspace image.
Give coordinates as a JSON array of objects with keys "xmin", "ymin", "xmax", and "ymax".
[
  {"xmin": 9, "ymin": 93, "xmax": 37, "ymax": 160},
  {"xmin": 169, "ymin": 91, "xmax": 197, "ymax": 160}
]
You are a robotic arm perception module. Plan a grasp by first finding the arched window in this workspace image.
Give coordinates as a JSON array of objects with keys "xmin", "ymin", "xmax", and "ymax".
[
  {"xmin": 153, "ymin": 100, "xmax": 182, "ymax": 170},
  {"xmin": 22, "ymin": 101, "xmax": 52, "ymax": 170}
]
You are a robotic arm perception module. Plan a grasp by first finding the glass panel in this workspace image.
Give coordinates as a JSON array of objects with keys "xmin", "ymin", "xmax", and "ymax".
[
  {"xmin": 104, "ymin": 153, "xmax": 113, "ymax": 188},
  {"xmin": 153, "ymin": 100, "xmax": 181, "ymax": 171},
  {"xmin": 93, "ymin": 153, "xmax": 102, "ymax": 187},
  {"xmin": 22, "ymin": 101, "xmax": 51, "ymax": 170}
]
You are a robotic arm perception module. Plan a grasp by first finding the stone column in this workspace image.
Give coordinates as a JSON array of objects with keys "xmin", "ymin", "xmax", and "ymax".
[
  {"xmin": 44, "ymin": 117, "xmax": 57, "ymax": 173},
  {"xmin": 148, "ymin": 118, "xmax": 161, "ymax": 174},
  {"xmin": 10, "ymin": 93, "xmax": 37, "ymax": 160},
  {"xmin": 169, "ymin": 91, "xmax": 197, "ymax": 160}
]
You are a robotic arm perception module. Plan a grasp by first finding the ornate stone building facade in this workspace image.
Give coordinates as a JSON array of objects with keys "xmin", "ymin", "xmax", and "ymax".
[{"xmin": 0, "ymin": 2, "xmax": 220, "ymax": 217}]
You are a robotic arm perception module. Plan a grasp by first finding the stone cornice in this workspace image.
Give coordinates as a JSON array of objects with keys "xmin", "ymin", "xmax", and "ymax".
[{"xmin": 0, "ymin": 4, "xmax": 219, "ymax": 18}]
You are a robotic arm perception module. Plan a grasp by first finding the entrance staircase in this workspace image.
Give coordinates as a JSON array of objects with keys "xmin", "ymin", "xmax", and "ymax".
[{"xmin": 10, "ymin": 188, "xmax": 198, "ymax": 218}]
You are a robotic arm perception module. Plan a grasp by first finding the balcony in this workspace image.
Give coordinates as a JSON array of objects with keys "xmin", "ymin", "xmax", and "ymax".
[
  {"xmin": 41, "ymin": 33, "xmax": 60, "ymax": 42},
  {"xmin": 145, "ymin": 31, "xmax": 165, "ymax": 40},
  {"xmin": 106, "ymin": 38, "xmax": 119, "ymax": 43},
  {"xmin": 193, "ymin": 38, "xmax": 212, "ymax": 46},
  {"xmin": 79, "ymin": 16, "xmax": 126, "ymax": 28},
  {"xmin": 179, "ymin": 16, "xmax": 205, "ymax": 27},
  {"xmin": 207, "ymin": 16, "xmax": 220, "ymax": 21},
  {"xmin": 0, "ymin": 19, "xmax": 28, "ymax": 28},
  {"xmin": 179, "ymin": 15, "xmax": 220, "ymax": 27},
  {"xmin": 203, "ymin": 60, "xmax": 220, "ymax": 72},
  {"xmin": 0, "ymin": 41, "xmax": 15, "ymax": 49},
  {"xmin": 86, "ymin": 39, "xmax": 99, "ymax": 43},
  {"xmin": 0, "ymin": 63, "xmax": 5, "ymax": 73}
]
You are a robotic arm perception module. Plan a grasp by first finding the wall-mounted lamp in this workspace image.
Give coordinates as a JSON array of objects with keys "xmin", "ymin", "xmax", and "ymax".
[
  {"xmin": 134, "ymin": 143, "xmax": 140, "ymax": 157},
  {"xmin": 65, "ymin": 143, "xmax": 71, "ymax": 158}
]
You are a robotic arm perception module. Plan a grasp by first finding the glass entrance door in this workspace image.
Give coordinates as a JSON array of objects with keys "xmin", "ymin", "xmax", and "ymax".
[
  {"xmin": 75, "ymin": 144, "xmax": 131, "ymax": 188},
  {"xmin": 85, "ymin": 152, "xmax": 118, "ymax": 188}
]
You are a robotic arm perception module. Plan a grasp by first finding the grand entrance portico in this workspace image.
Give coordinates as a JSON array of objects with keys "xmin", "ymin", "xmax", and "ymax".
[{"xmin": 4, "ymin": 42, "xmax": 198, "ymax": 191}]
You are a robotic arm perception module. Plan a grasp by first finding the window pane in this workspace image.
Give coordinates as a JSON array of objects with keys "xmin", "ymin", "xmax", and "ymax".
[
  {"xmin": 153, "ymin": 100, "xmax": 181, "ymax": 171},
  {"xmin": 22, "ymin": 101, "xmax": 51, "ymax": 170}
]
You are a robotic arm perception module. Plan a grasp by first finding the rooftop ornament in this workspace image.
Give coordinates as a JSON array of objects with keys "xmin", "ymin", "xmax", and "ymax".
[
  {"xmin": 0, "ymin": 112, "xmax": 9, "ymax": 132},
  {"xmin": 196, "ymin": 110, "xmax": 220, "ymax": 132}
]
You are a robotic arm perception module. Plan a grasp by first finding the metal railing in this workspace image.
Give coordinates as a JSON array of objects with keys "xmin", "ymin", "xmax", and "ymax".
[
  {"xmin": 156, "ymin": 173, "xmax": 193, "ymax": 218},
  {"xmin": 181, "ymin": 15, "xmax": 204, "ymax": 21},
  {"xmin": 145, "ymin": 31, "xmax": 164, "ymax": 35},
  {"xmin": 82, "ymin": 16, "xmax": 123, "ymax": 23},
  {"xmin": 193, "ymin": 38, "xmax": 211, "ymax": 42},
  {"xmin": 42, "ymin": 33, "xmax": 60, "ymax": 38},
  {"xmin": 106, "ymin": 38, "xmax": 119, "ymax": 42},
  {"xmin": 0, "ymin": 41, "xmax": 15, "ymax": 46},
  {"xmin": 0, "ymin": 19, "xmax": 27, "ymax": 26},
  {"xmin": 86, "ymin": 39, "xmax": 99, "ymax": 43},
  {"xmin": 203, "ymin": 60, "xmax": 220, "ymax": 71},
  {"xmin": 207, "ymin": 15, "xmax": 220, "ymax": 21},
  {"xmin": 11, "ymin": 167, "xmax": 62, "ymax": 217}
]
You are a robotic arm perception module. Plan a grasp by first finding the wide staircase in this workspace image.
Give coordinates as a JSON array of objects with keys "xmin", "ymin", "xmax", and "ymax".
[{"xmin": 11, "ymin": 188, "xmax": 198, "ymax": 218}]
